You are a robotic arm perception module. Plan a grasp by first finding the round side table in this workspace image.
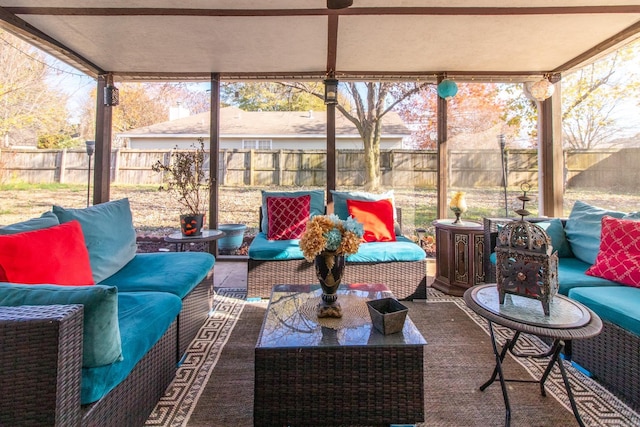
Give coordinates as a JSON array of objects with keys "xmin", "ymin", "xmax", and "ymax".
[{"xmin": 164, "ymin": 229, "xmax": 225, "ymax": 252}]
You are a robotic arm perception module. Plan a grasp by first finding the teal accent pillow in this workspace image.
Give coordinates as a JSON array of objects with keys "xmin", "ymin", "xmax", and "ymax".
[
  {"xmin": 0, "ymin": 283, "xmax": 122, "ymax": 368},
  {"xmin": 53, "ymin": 199, "xmax": 137, "ymax": 283},
  {"xmin": 331, "ymin": 190, "xmax": 396, "ymax": 220},
  {"xmin": 564, "ymin": 201, "xmax": 626, "ymax": 265},
  {"xmin": 80, "ymin": 291, "xmax": 181, "ymax": 404},
  {"xmin": 0, "ymin": 211, "xmax": 59, "ymax": 235},
  {"xmin": 537, "ymin": 219, "xmax": 573, "ymax": 258},
  {"xmin": 260, "ymin": 190, "xmax": 324, "ymax": 234}
]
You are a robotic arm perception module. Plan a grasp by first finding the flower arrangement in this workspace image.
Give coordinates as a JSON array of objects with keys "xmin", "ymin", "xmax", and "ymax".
[{"xmin": 300, "ymin": 214, "xmax": 364, "ymax": 261}]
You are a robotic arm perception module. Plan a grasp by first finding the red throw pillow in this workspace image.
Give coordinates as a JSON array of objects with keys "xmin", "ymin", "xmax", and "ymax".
[
  {"xmin": 267, "ymin": 195, "xmax": 311, "ymax": 240},
  {"xmin": 347, "ymin": 198, "xmax": 396, "ymax": 242},
  {"xmin": 0, "ymin": 220, "xmax": 95, "ymax": 286},
  {"xmin": 586, "ymin": 216, "xmax": 640, "ymax": 287}
]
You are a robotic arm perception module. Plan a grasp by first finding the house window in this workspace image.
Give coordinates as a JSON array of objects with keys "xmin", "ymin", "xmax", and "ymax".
[{"xmin": 242, "ymin": 139, "xmax": 272, "ymax": 149}]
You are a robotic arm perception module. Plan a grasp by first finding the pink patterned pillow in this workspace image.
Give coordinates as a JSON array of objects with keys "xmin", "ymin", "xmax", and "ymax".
[
  {"xmin": 266, "ymin": 195, "xmax": 311, "ymax": 241},
  {"xmin": 586, "ymin": 216, "xmax": 640, "ymax": 287}
]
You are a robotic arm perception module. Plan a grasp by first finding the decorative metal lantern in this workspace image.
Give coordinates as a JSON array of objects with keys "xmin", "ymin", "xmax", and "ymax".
[
  {"xmin": 324, "ymin": 77, "xmax": 338, "ymax": 105},
  {"xmin": 495, "ymin": 184, "xmax": 558, "ymax": 315}
]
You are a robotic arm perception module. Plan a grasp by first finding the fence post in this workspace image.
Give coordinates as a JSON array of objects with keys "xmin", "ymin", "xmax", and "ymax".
[
  {"xmin": 278, "ymin": 149, "xmax": 284, "ymax": 186},
  {"xmin": 58, "ymin": 149, "xmax": 67, "ymax": 183},
  {"xmin": 112, "ymin": 148, "xmax": 121, "ymax": 183},
  {"xmin": 248, "ymin": 149, "xmax": 254, "ymax": 186}
]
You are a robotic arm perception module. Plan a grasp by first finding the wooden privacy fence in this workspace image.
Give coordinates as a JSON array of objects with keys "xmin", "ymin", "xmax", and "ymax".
[{"xmin": 0, "ymin": 147, "xmax": 638, "ymax": 191}]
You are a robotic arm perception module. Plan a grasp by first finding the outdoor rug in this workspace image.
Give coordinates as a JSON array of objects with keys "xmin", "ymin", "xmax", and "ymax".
[{"xmin": 145, "ymin": 288, "xmax": 640, "ymax": 426}]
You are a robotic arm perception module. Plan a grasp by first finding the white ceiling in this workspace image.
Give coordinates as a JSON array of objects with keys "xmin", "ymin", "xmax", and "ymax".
[{"xmin": 1, "ymin": 0, "xmax": 639, "ymax": 82}]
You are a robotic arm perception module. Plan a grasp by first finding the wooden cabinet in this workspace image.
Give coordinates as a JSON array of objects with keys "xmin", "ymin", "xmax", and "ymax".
[{"xmin": 431, "ymin": 219, "xmax": 485, "ymax": 296}]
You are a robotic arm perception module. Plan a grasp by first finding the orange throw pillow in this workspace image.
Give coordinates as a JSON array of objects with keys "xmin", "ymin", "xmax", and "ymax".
[
  {"xmin": 347, "ymin": 198, "xmax": 396, "ymax": 242},
  {"xmin": 0, "ymin": 220, "xmax": 95, "ymax": 286}
]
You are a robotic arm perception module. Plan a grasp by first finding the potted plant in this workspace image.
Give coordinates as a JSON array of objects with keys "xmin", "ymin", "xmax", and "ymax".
[{"xmin": 152, "ymin": 138, "xmax": 212, "ymax": 236}]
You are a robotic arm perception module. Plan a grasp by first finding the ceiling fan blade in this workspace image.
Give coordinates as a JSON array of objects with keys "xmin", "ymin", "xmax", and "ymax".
[{"xmin": 327, "ymin": 0, "xmax": 353, "ymax": 9}]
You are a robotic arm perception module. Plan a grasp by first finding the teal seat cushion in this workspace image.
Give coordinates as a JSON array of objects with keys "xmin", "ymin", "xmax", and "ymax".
[
  {"xmin": 260, "ymin": 190, "xmax": 325, "ymax": 235},
  {"xmin": 0, "ymin": 283, "xmax": 121, "ymax": 368},
  {"xmin": 556, "ymin": 257, "xmax": 620, "ymax": 295},
  {"xmin": 81, "ymin": 291, "xmax": 181, "ymax": 404},
  {"xmin": 564, "ymin": 201, "xmax": 626, "ymax": 265},
  {"xmin": 248, "ymin": 232, "xmax": 305, "ymax": 261},
  {"xmin": 568, "ymin": 286, "xmax": 640, "ymax": 337},
  {"xmin": 53, "ymin": 198, "xmax": 137, "ymax": 284},
  {"xmin": 0, "ymin": 211, "xmax": 59, "ymax": 234},
  {"xmin": 99, "ymin": 252, "xmax": 215, "ymax": 299},
  {"xmin": 347, "ymin": 236, "xmax": 426, "ymax": 263}
]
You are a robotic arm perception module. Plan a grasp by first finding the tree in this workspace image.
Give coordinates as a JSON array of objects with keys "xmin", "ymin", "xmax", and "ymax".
[
  {"xmin": 501, "ymin": 38, "xmax": 640, "ymax": 150},
  {"xmin": 0, "ymin": 30, "xmax": 72, "ymax": 147},
  {"xmin": 562, "ymin": 41, "xmax": 640, "ymax": 149},
  {"xmin": 395, "ymin": 83, "xmax": 506, "ymax": 149},
  {"xmin": 221, "ymin": 82, "xmax": 325, "ymax": 111},
  {"xmin": 288, "ymin": 81, "xmax": 430, "ymax": 190}
]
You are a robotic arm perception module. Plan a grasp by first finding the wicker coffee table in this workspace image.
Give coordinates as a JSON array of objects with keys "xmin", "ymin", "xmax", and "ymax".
[{"xmin": 254, "ymin": 283, "xmax": 427, "ymax": 427}]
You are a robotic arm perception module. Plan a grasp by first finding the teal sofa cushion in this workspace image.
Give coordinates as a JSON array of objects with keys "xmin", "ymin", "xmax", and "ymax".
[
  {"xmin": 99, "ymin": 252, "xmax": 215, "ymax": 298},
  {"xmin": 248, "ymin": 232, "xmax": 305, "ymax": 261},
  {"xmin": 0, "ymin": 283, "xmax": 122, "ymax": 368},
  {"xmin": 53, "ymin": 198, "xmax": 137, "ymax": 283},
  {"xmin": 347, "ymin": 235, "xmax": 426, "ymax": 263},
  {"xmin": 537, "ymin": 219, "xmax": 573, "ymax": 258},
  {"xmin": 330, "ymin": 190, "xmax": 395, "ymax": 220},
  {"xmin": 260, "ymin": 190, "xmax": 325, "ymax": 234},
  {"xmin": 0, "ymin": 211, "xmax": 59, "ymax": 234},
  {"xmin": 564, "ymin": 201, "xmax": 626, "ymax": 265},
  {"xmin": 81, "ymin": 291, "xmax": 181, "ymax": 404},
  {"xmin": 568, "ymin": 286, "xmax": 640, "ymax": 337}
]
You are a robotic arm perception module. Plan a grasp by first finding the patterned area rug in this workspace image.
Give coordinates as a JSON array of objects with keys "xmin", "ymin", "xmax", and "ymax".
[
  {"xmin": 429, "ymin": 288, "xmax": 640, "ymax": 426},
  {"xmin": 145, "ymin": 287, "xmax": 640, "ymax": 426},
  {"xmin": 144, "ymin": 289, "xmax": 250, "ymax": 426}
]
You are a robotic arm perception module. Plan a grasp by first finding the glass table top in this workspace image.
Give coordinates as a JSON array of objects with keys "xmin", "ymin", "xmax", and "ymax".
[
  {"xmin": 256, "ymin": 284, "xmax": 427, "ymax": 349},
  {"xmin": 472, "ymin": 285, "xmax": 591, "ymax": 329}
]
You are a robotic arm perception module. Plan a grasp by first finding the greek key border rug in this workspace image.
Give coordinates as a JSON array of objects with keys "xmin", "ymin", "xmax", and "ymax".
[
  {"xmin": 145, "ymin": 287, "xmax": 640, "ymax": 426},
  {"xmin": 429, "ymin": 288, "xmax": 640, "ymax": 426},
  {"xmin": 144, "ymin": 288, "xmax": 254, "ymax": 427}
]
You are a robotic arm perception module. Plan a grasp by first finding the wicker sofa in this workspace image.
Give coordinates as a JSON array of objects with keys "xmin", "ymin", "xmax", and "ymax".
[
  {"xmin": 0, "ymin": 199, "xmax": 215, "ymax": 426},
  {"xmin": 483, "ymin": 202, "xmax": 640, "ymax": 411},
  {"xmin": 248, "ymin": 195, "xmax": 428, "ymax": 300}
]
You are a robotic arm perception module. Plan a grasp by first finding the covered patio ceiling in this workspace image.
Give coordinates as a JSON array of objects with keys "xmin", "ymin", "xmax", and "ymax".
[{"xmin": 0, "ymin": 1, "xmax": 639, "ymax": 83}]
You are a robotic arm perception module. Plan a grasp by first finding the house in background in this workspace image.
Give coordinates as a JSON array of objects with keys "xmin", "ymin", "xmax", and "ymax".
[{"xmin": 117, "ymin": 106, "xmax": 411, "ymax": 150}]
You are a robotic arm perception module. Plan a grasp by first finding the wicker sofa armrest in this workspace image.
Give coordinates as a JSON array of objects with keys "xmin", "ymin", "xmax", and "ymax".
[{"xmin": 0, "ymin": 304, "xmax": 84, "ymax": 426}]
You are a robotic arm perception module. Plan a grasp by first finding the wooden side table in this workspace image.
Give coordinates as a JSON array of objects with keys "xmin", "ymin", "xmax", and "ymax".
[{"xmin": 432, "ymin": 219, "xmax": 485, "ymax": 296}]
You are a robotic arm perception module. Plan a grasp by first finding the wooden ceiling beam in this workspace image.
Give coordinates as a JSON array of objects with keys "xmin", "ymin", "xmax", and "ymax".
[
  {"xmin": 6, "ymin": 6, "xmax": 640, "ymax": 17},
  {"xmin": 0, "ymin": 6, "xmax": 104, "ymax": 76}
]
